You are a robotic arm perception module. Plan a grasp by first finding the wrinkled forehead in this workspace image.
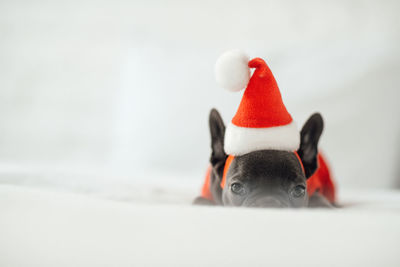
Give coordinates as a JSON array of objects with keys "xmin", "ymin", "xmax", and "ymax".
[{"xmin": 228, "ymin": 150, "xmax": 304, "ymax": 181}]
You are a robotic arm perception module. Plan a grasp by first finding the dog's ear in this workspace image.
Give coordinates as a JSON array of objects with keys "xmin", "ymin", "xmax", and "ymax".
[
  {"xmin": 209, "ymin": 108, "xmax": 227, "ymax": 171},
  {"xmin": 297, "ymin": 113, "xmax": 324, "ymax": 178}
]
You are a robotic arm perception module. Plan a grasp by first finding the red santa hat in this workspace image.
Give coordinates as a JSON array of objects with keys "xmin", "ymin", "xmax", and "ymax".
[{"xmin": 215, "ymin": 50, "xmax": 300, "ymax": 156}]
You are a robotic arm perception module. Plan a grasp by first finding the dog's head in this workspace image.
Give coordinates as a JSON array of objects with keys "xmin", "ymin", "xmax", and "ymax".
[{"xmin": 209, "ymin": 109, "xmax": 324, "ymax": 208}]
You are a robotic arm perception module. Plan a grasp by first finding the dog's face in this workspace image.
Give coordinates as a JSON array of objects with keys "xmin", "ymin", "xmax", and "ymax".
[
  {"xmin": 209, "ymin": 109, "xmax": 324, "ymax": 208},
  {"xmin": 222, "ymin": 150, "xmax": 308, "ymax": 207}
]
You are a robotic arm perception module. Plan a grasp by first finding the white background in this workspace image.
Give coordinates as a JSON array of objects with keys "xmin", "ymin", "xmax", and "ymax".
[
  {"xmin": 1, "ymin": 2, "xmax": 400, "ymax": 266},
  {"xmin": 0, "ymin": 0, "xmax": 399, "ymax": 192}
]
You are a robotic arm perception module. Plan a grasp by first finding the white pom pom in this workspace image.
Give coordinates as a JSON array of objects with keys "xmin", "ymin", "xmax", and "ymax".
[{"xmin": 215, "ymin": 50, "xmax": 250, "ymax": 92}]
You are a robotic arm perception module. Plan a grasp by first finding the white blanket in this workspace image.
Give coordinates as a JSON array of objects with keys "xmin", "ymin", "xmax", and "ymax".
[{"xmin": 1, "ymin": 184, "xmax": 399, "ymax": 267}]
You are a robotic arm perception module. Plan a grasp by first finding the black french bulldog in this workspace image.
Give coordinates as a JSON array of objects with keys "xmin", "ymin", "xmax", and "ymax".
[{"xmin": 194, "ymin": 109, "xmax": 334, "ymax": 208}]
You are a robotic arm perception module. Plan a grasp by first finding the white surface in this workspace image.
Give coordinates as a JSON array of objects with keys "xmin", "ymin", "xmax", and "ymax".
[{"xmin": 1, "ymin": 184, "xmax": 400, "ymax": 267}]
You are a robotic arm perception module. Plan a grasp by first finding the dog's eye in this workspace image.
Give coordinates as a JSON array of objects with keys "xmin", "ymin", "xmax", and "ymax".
[
  {"xmin": 231, "ymin": 183, "xmax": 246, "ymax": 195},
  {"xmin": 291, "ymin": 185, "xmax": 306, "ymax": 198}
]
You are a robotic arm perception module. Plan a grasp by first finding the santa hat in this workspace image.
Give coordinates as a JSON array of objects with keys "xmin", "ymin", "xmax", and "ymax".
[{"xmin": 215, "ymin": 50, "xmax": 300, "ymax": 156}]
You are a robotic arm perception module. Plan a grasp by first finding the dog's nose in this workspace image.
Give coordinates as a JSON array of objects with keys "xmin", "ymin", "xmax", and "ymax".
[{"xmin": 250, "ymin": 196, "xmax": 286, "ymax": 208}]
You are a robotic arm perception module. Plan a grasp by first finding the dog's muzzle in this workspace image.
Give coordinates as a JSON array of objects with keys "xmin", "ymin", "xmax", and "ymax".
[{"xmin": 244, "ymin": 196, "xmax": 289, "ymax": 208}]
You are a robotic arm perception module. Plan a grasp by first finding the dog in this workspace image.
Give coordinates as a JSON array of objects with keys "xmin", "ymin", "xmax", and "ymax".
[{"xmin": 194, "ymin": 109, "xmax": 335, "ymax": 208}]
